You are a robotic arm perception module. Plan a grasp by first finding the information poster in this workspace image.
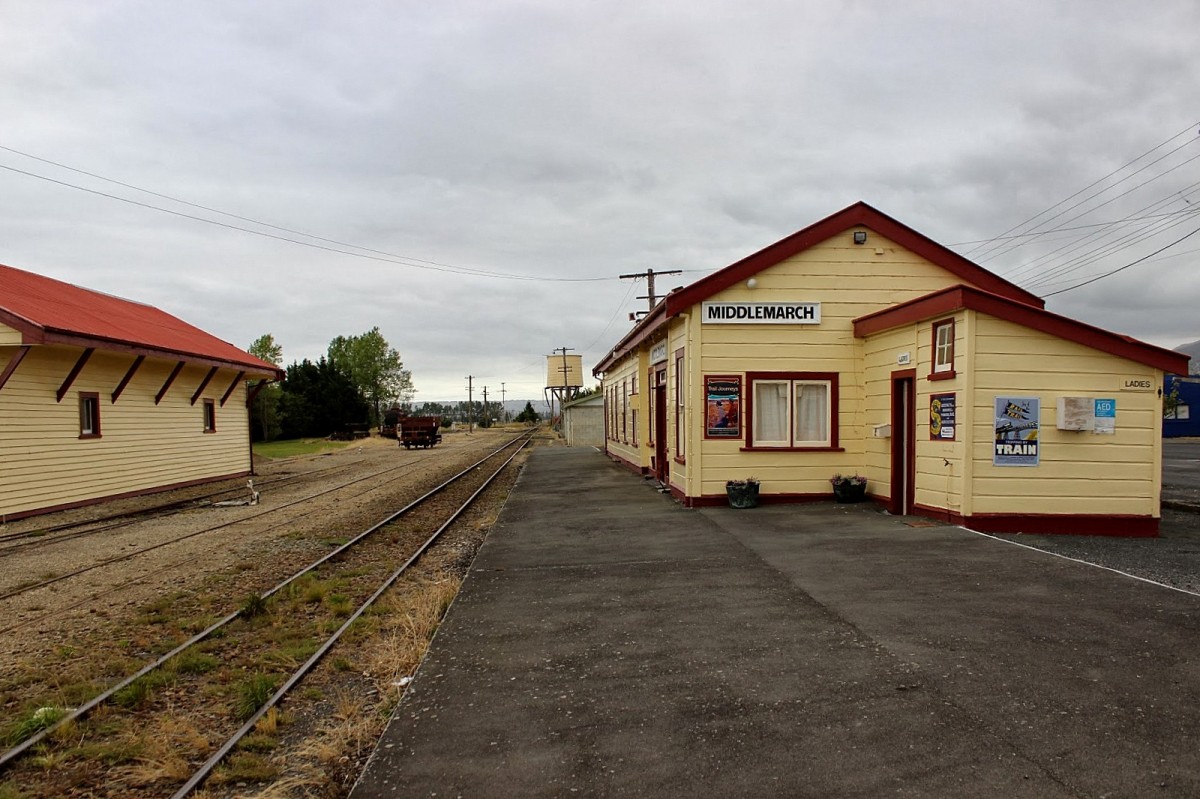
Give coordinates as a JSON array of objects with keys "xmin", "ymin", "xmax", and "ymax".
[
  {"xmin": 994, "ymin": 396, "xmax": 1040, "ymax": 466},
  {"xmin": 930, "ymin": 393, "xmax": 956, "ymax": 440},
  {"xmin": 705, "ymin": 376, "xmax": 741, "ymax": 438},
  {"xmin": 1094, "ymin": 398, "xmax": 1116, "ymax": 435}
]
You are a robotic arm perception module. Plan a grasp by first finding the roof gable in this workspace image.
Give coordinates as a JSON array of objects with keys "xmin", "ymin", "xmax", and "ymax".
[
  {"xmin": 853, "ymin": 284, "xmax": 1188, "ymax": 374},
  {"xmin": 0, "ymin": 263, "xmax": 281, "ymax": 377},
  {"xmin": 665, "ymin": 202, "xmax": 1044, "ymax": 316}
]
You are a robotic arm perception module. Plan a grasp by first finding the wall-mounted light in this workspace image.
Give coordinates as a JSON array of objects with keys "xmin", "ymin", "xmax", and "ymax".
[
  {"xmin": 853, "ymin": 231, "xmax": 868, "ymax": 245},
  {"xmin": 746, "ymin": 278, "xmax": 758, "ymax": 289}
]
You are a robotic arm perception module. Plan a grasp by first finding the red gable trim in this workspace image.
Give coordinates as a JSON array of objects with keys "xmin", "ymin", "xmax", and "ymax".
[
  {"xmin": 853, "ymin": 284, "xmax": 1189, "ymax": 374},
  {"xmin": 664, "ymin": 202, "xmax": 1044, "ymax": 317},
  {"xmin": 593, "ymin": 301, "xmax": 668, "ymax": 375}
]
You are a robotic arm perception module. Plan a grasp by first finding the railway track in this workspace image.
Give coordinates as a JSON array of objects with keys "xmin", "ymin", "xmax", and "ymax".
[
  {"xmin": 0, "ymin": 429, "xmax": 534, "ymax": 797},
  {"xmin": 0, "ymin": 436, "xmax": 477, "ymax": 554}
]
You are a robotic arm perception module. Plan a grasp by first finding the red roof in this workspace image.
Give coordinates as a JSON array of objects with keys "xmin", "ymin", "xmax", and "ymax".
[
  {"xmin": 0, "ymin": 263, "xmax": 282, "ymax": 377},
  {"xmin": 595, "ymin": 202, "xmax": 1046, "ymax": 375},
  {"xmin": 665, "ymin": 202, "xmax": 1045, "ymax": 316},
  {"xmin": 853, "ymin": 284, "xmax": 1189, "ymax": 374}
]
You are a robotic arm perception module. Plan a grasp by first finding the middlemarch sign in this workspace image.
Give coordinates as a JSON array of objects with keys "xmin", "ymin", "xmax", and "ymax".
[{"xmin": 701, "ymin": 302, "xmax": 821, "ymax": 324}]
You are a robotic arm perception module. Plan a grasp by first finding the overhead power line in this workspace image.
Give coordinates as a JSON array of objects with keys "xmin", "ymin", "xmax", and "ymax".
[
  {"xmin": 1041, "ymin": 222, "xmax": 1200, "ymax": 297},
  {"xmin": 962, "ymin": 121, "xmax": 1200, "ymax": 261},
  {"xmin": 0, "ymin": 147, "xmax": 609, "ymax": 283}
]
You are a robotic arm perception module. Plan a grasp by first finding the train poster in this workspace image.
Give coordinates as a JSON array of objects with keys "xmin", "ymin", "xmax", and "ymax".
[{"xmin": 994, "ymin": 396, "xmax": 1040, "ymax": 466}]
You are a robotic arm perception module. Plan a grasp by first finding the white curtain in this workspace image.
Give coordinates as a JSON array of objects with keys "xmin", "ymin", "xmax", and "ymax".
[
  {"xmin": 794, "ymin": 382, "xmax": 828, "ymax": 444},
  {"xmin": 754, "ymin": 382, "xmax": 789, "ymax": 443}
]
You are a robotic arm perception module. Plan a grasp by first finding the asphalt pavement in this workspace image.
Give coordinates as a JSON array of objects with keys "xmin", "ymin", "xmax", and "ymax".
[{"xmin": 351, "ymin": 445, "xmax": 1200, "ymax": 798}]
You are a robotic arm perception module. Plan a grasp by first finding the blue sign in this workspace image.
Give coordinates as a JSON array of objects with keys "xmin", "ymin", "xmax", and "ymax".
[{"xmin": 1095, "ymin": 398, "xmax": 1116, "ymax": 418}]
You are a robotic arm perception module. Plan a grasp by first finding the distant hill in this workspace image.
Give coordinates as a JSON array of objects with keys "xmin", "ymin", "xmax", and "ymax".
[{"xmin": 1174, "ymin": 340, "xmax": 1200, "ymax": 375}]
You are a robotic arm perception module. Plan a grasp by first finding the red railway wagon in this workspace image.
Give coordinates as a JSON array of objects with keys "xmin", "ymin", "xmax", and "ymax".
[{"xmin": 399, "ymin": 416, "xmax": 443, "ymax": 449}]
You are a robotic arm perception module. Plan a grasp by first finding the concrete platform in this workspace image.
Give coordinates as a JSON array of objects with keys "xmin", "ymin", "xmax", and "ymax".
[{"xmin": 351, "ymin": 446, "xmax": 1200, "ymax": 798}]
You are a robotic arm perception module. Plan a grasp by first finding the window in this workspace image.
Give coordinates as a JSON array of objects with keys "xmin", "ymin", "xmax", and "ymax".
[
  {"xmin": 931, "ymin": 319, "xmax": 956, "ymax": 379},
  {"xmin": 632, "ymin": 409, "xmax": 639, "ymax": 446},
  {"xmin": 203, "ymin": 399, "xmax": 216, "ymax": 433},
  {"xmin": 621, "ymin": 380, "xmax": 627, "ymax": 442},
  {"xmin": 79, "ymin": 392, "xmax": 101, "ymax": 439},
  {"xmin": 747, "ymin": 373, "xmax": 838, "ymax": 449},
  {"xmin": 674, "ymin": 350, "xmax": 686, "ymax": 462}
]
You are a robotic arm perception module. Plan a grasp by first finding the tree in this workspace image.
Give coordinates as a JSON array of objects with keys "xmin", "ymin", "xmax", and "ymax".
[
  {"xmin": 327, "ymin": 327, "xmax": 415, "ymax": 426},
  {"xmin": 247, "ymin": 333, "xmax": 284, "ymax": 442},
  {"xmin": 516, "ymin": 401, "xmax": 541, "ymax": 423},
  {"xmin": 278, "ymin": 357, "xmax": 369, "ymax": 439}
]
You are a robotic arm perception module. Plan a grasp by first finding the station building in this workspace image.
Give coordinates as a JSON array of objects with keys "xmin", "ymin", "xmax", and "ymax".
[
  {"xmin": 0, "ymin": 263, "xmax": 283, "ymax": 521},
  {"xmin": 595, "ymin": 203, "xmax": 1188, "ymax": 536}
]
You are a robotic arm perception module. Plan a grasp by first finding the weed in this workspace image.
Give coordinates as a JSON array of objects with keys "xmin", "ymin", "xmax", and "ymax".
[
  {"xmin": 0, "ymin": 781, "xmax": 27, "ymax": 799},
  {"xmin": 331, "ymin": 657, "xmax": 352, "ymax": 672},
  {"xmin": 235, "ymin": 674, "xmax": 279, "ymax": 721},
  {"xmin": 174, "ymin": 650, "xmax": 219, "ymax": 675},
  {"xmin": 327, "ymin": 594, "xmax": 354, "ymax": 617},
  {"xmin": 217, "ymin": 751, "xmax": 279, "ymax": 783},
  {"xmin": 303, "ymin": 581, "xmax": 329, "ymax": 604},
  {"xmin": 113, "ymin": 670, "xmax": 174, "ymax": 709},
  {"xmin": 6, "ymin": 706, "xmax": 66, "ymax": 746},
  {"xmin": 238, "ymin": 733, "xmax": 277, "ymax": 753},
  {"xmin": 240, "ymin": 593, "xmax": 269, "ymax": 618}
]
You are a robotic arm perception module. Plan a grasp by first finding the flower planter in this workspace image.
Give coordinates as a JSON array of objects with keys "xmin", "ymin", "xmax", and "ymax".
[
  {"xmin": 832, "ymin": 482, "xmax": 867, "ymax": 503},
  {"xmin": 725, "ymin": 480, "xmax": 760, "ymax": 509}
]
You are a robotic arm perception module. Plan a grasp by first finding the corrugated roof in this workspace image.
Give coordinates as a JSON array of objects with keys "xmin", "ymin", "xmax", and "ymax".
[{"xmin": 0, "ymin": 263, "xmax": 282, "ymax": 377}]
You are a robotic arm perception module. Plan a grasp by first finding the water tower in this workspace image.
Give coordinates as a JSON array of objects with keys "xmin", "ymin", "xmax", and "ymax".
[{"xmin": 545, "ymin": 349, "xmax": 583, "ymax": 427}]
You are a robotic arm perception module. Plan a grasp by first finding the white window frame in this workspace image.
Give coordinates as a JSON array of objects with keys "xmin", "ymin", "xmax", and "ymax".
[
  {"xmin": 748, "ymin": 373, "xmax": 836, "ymax": 449},
  {"xmin": 933, "ymin": 319, "xmax": 955, "ymax": 374}
]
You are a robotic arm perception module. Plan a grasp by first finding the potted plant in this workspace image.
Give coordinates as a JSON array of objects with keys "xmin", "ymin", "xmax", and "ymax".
[
  {"xmin": 830, "ymin": 473, "xmax": 867, "ymax": 503},
  {"xmin": 725, "ymin": 477, "xmax": 760, "ymax": 509}
]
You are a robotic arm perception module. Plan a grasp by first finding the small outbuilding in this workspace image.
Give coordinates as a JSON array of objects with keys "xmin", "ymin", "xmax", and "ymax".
[
  {"xmin": 561, "ymin": 392, "xmax": 604, "ymax": 448},
  {"xmin": 595, "ymin": 203, "xmax": 1187, "ymax": 536},
  {"xmin": 0, "ymin": 263, "xmax": 284, "ymax": 521}
]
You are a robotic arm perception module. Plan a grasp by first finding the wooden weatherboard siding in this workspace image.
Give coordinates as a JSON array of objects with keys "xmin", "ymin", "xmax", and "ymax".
[
  {"xmin": 0, "ymin": 345, "xmax": 252, "ymax": 519},
  {"xmin": 968, "ymin": 314, "xmax": 1162, "ymax": 519},
  {"xmin": 694, "ymin": 230, "xmax": 981, "ymax": 500},
  {"xmin": 0, "ymin": 322, "xmax": 21, "ymax": 347}
]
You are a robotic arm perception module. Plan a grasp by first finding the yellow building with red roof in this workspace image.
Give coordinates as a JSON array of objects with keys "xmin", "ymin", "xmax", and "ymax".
[
  {"xmin": 595, "ymin": 203, "xmax": 1187, "ymax": 536},
  {"xmin": 0, "ymin": 263, "xmax": 283, "ymax": 521}
]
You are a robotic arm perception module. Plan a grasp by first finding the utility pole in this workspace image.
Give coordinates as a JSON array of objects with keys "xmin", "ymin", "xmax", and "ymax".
[
  {"xmin": 465, "ymin": 375, "xmax": 474, "ymax": 434},
  {"xmin": 619, "ymin": 268, "xmax": 683, "ymax": 313},
  {"xmin": 500, "ymin": 382, "xmax": 507, "ymax": 422},
  {"xmin": 482, "ymin": 386, "xmax": 490, "ymax": 428}
]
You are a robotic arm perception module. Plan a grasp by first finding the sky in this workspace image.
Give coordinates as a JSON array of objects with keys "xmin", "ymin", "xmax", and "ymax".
[{"xmin": 1, "ymin": 1, "xmax": 1199, "ymax": 400}]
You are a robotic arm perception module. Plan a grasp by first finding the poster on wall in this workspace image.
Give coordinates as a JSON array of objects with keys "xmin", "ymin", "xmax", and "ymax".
[
  {"xmin": 994, "ymin": 396, "xmax": 1040, "ymax": 466},
  {"xmin": 930, "ymin": 393, "xmax": 956, "ymax": 440},
  {"xmin": 705, "ymin": 376, "xmax": 741, "ymax": 438}
]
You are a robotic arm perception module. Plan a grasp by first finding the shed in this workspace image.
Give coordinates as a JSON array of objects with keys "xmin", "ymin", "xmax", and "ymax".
[
  {"xmin": 0, "ymin": 263, "xmax": 283, "ymax": 521},
  {"xmin": 561, "ymin": 392, "xmax": 604, "ymax": 448},
  {"xmin": 594, "ymin": 203, "xmax": 1187, "ymax": 536}
]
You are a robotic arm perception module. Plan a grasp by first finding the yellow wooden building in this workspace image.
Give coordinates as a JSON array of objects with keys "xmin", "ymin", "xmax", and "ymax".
[
  {"xmin": 0, "ymin": 263, "xmax": 283, "ymax": 521},
  {"xmin": 595, "ymin": 203, "xmax": 1187, "ymax": 535}
]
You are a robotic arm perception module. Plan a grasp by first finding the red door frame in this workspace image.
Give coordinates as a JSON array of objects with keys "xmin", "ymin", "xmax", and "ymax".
[
  {"xmin": 653, "ymin": 368, "xmax": 668, "ymax": 483},
  {"xmin": 890, "ymin": 369, "xmax": 917, "ymax": 516}
]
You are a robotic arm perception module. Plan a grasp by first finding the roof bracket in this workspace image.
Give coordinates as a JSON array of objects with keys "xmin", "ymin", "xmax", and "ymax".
[
  {"xmin": 56, "ymin": 348, "xmax": 94, "ymax": 403},
  {"xmin": 111, "ymin": 355, "xmax": 145, "ymax": 404},
  {"xmin": 0, "ymin": 345, "xmax": 31, "ymax": 394},
  {"xmin": 190, "ymin": 366, "xmax": 218, "ymax": 406},
  {"xmin": 219, "ymin": 371, "xmax": 245, "ymax": 407},
  {"xmin": 156, "ymin": 361, "xmax": 185, "ymax": 405}
]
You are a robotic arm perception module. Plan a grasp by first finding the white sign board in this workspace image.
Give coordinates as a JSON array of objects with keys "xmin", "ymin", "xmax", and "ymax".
[
  {"xmin": 702, "ymin": 302, "xmax": 821, "ymax": 324},
  {"xmin": 650, "ymin": 341, "xmax": 668, "ymax": 364}
]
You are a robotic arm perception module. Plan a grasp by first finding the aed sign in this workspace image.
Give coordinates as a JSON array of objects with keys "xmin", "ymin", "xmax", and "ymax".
[
  {"xmin": 1120, "ymin": 377, "xmax": 1154, "ymax": 392},
  {"xmin": 702, "ymin": 302, "xmax": 821, "ymax": 324},
  {"xmin": 1094, "ymin": 398, "xmax": 1116, "ymax": 418}
]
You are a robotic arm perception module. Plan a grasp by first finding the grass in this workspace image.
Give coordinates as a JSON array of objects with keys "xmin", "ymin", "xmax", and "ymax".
[
  {"xmin": 235, "ymin": 674, "xmax": 279, "ymax": 721},
  {"xmin": 252, "ymin": 439, "xmax": 351, "ymax": 459}
]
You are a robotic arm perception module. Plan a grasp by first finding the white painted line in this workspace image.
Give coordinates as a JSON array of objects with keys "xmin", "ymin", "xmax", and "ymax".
[{"xmin": 962, "ymin": 527, "xmax": 1200, "ymax": 600}]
